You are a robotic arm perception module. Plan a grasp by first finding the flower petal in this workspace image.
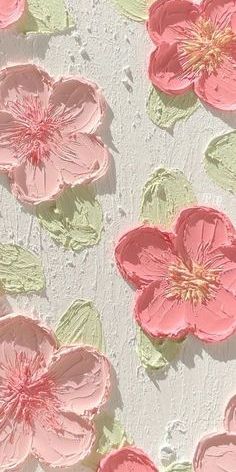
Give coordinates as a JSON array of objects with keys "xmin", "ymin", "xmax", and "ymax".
[
  {"xmin": 200, "ymin": 0, "xmax": 236, "ymax": 30},
  {"xmin": 0, "ymin": 111, "xmax": 22, "ymax": 172},
  {"xmin": 10, "ymin": 156, "xmax": 64, "ymax": 204},
  {"xmin": 213, "ymin": 244, "xmax": 236, "ymax": 295},
  {"xmin": 194, "ymin": 55, "xmax": 236, "ymax": 110},
  {"xmin": 0, "ymin": 64, "xmax": 53, "ymax": 112},
  {"xmin": 149, "ymin": 43, "xmax": 193, "ymax": 94},
  {"xmin": 174, "ymin": 206, "xmax": 235, "ymax": 265},
  {"xmin": 49, "ymin": 76, "xmax": 106, "ymax": 134},
  {"xmin": 115, "ymin": 225, "xmax": 176, "ymax": 289},
  {"xmin": 0, "ymin": 408, "xmax": 32, "ymax": 471},
  {"xmin": 32, "ymin": 412, "xmax": 95, "ymax": 468},
  {"xmin": 148, "ymin": 0, "xmax": 199, "ymax": 45},
  {"xmin": 0, "ymin": 0, "xmax": 25, "ymax": 29},
  {"xmin": 193, "ymin": 433, "xmax": 236, "ymax": 472},
  {"xmin": 47, "ymin": 346, "xmax": 111, "ymax": 416},
  {"xmin": 0, "ymin": 314, "xmax": 57, "ymax": 377},
  {"xmin": 52, "ymin": 133, "xmax": 109, "ymax": 186},
  {"xmin": 135, "ymin": 280, "xmax": 191, "ymax": 339},
  {"xmin": 225, "ymin": 395, "xmax": 236, "ymax": 432},
  {"xmin": 192, "ymin": 287, "xmax": 236, "ymax": 342},
  {"xmin": 98, "ymin": 447, "xmax": 159, "ymax": 472}
]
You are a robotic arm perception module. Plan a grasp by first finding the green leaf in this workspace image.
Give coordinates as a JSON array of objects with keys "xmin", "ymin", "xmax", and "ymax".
[
  {"xmin": 83, "ymin": 414, "xmax": 130, "ymax": 469},
  {"xmin": 147, "ymin": 87, "xmax": 199, "ymax": 129},
  {"xmin": 140, "ymin": 168, "xmax": 197, "ymax": 229},
  {"xmin": 137, "ymin": 327, "xmax": 182, "ymax": 370},
  {"xmin": 36, "ymin": 186, "xmax": 103, "ymax": 253},
  {"xmin": 165, "ymin": 462, "xmax": 192, "ymax": 472},
  {"xmin": 113, "ymin": 0, "xmax": 154, "ymax": 21},
  {"xmin": 205, "ymin": 131, "xmax": 236, "ymax": 194},
  {"xmin": 0, "ymin": 244, "xmax": 45, "ymax": 294},
  {"xmin": 18, "ymin": 0, "xmax": 75, "ymax": 34},
  {"xmin": 56, "ymin": 299, "xmax": 105, "ymax": 352}
]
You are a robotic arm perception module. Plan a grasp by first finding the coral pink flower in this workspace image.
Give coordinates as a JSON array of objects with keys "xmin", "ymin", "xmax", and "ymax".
[
  {"xmin": 0, "ymin": 314, "xmax": 111, "ymax": 470},
  {"xmin": 193, "ymin": 396, "xmax": 236, "ymax": 471},
  {"xmin": 97, "ymin": 446, "xmax": 158, "ymax": 472},
  {"xmin": 115, "ymin": 206, "xmax": 236, "ymax": 343},
  {"xmin": 0, "ymin": 64, "xmax": 109, "ymax": 204},
  {"xmin": 147, "ymin": 0, "xmax": 236, "ymax": 110},
  {"xmin": 0, "ymin": 0, "xmax": 25, "ymax": 29}
]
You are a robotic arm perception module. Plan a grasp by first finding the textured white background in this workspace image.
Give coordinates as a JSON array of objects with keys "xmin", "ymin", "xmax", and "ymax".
[{"xmin": 1, "ymin": 0, "xmax": 236, "ymax": 470}]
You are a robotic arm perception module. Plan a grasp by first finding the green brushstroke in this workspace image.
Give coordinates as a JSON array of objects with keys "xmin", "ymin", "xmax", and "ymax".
[
  {"xmin": 166, "ymin": 462, "xmax": 192, "ymax": 472},
  {"xmin": 205, "ymin": 131, "xmax": 236, "ymax": 194},
  {"xmin": 147, "ymin": 86, "xmax": 199, "ymax": 129},
  {"xmin": 19, "ymin": 0, "xmax": 75, "ymax": 34},
  {"xmin": 137, "ymin": 327, "xmax": 182, "ymax": 370},
  {"xmin": 36, "ymin": 186, "xmax": 103, "ymax": 253},
  {"xmin": 56, "ymin": 299, "xmax": 105, "ymax": 352},
  {"xmin": 113, "ymin": 0, "xmax": 154, "ymax": 21},
  {"xmin": 140, "ymin": 168, "xmax": 197, "ymax": 229},
  {"xmin": 84, "ymin": 414, "xmax": 130, "ymax": 469},
  {"xmin": 0, "ymin": 244, "xmax": 45, "ymax": 294}
]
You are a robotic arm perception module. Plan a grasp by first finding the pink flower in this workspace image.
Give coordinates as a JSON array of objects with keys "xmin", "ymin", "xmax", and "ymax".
[
  {"xmin": 97, "ymin": 446, "xmax": 159, "ymax": 472},
  {"xmin": 0, "ymin": 64, "xmax": 109, "ymax": 204},
  {"xmin": 0, "ymin": 313, "xmax": 111, "ymax": 470},
  {"xmin": 147, "ymin": 0, "xmax": 236, "ymax": 110},
  {"xmin": 193, "ymin": 396, "xmax": 236, "ymax": 471},
  {"xmin": 115, "ymin": 206, "xmax": 236, "ymax": 343},
  {"xmin": 0, "ymin": 0, "xmax": 25, "ymax": 29}
]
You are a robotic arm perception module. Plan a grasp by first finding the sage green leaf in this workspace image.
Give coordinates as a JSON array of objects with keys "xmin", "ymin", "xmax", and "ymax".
[
  {"xmin": 83, "ymin": 414, "xmax": 130, "ymax": 469},
  {"xmin": 36, "ymin": 186, "xmax": 103, "ymax": 253},
  {"xmin": 137, "ymin": 327, "xmax": 182, "ymax": 370},
  {"xmin": 140, "ymin": 168, "xmax": 197, "ymax": 229},
  {"xmin": 166, "ymin": 462, "xmax": 192, "ymax": 472},
  {"xmin": 0, "ymin": 244, "xmax": 45, "ymax": 294},
  {"xmin": 19, "ymin": 0, "xmax": 75, "ymax": 34},
  {"xmin": 205, "ymin": 131, "xmax": 236, "ymax": 194},
  {"xmin": 56, "ymin": 299, "xmax": 105, "ymax": 352},
  {"xmin": 113, "ymin": 0, "xmax": 154, "ymax": 21},
  {"xmin": 147, "ymin": 87, "xmax": 199, "ymax": 129}
]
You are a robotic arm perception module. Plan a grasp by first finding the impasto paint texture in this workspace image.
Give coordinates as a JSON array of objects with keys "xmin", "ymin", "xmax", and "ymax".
[
  {"xmin": 0, "ymin": 64, "xmax": 109, "ymax": 204},
  {"xmin": 1, "ymin": 0, "xmax": 236, "ymax": 471}
]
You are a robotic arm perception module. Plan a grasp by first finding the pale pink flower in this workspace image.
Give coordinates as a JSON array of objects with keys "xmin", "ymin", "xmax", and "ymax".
[
  {"xmin": 193, "ymin": 395, "xmax": 236, "ymax": 471},
  {"xmin": 97, "ymin": 446, "xmax": 159, "ymax": 472},
  {"xmin": 0, "ymin": 314, "xmax": 111, "ymax": 470},
  {"xmin": 148, "ymin": 0, "xmax": 236, "ymax": 110},
  {"xmin": 115, "ymin": 206, "xmax": 236, "ymax": 343},
  {"xmin": 0, "ymin": 64, "xmax": 109, "ymax": 204},
  {"xmin": 0, "ymin": 0, "xmax": 25, "ymax": 29}
]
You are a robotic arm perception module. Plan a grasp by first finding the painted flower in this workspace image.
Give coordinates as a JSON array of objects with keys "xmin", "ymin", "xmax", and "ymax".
[
  {"xmin": 193, "ymin": 396, "xmax": 236, "ymax": 471},
  {"xmin": 0, "ymin": 314, "xmax": 111, "ymax": 470},
  {"xmin": 97, "ymin": 446, "xmax": 158, "ymax": 472},
  {"xmin": 147, "ymin": 0, "xmax": 236, "ymax": 110},
  {"xmin": 115, "ymin": 206, "xmax": 236, "ymax": 343},
  {"xmin": 0, "ymin": 0, "xmax": 25, "ymax": 29},
  {"xmin": 0, "ymin": 64, "xmax": 109, "ymax": 204}
]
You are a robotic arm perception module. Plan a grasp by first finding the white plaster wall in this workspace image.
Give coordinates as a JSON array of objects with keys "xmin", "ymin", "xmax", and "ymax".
[{"xmin": 1, "ymin": 0, "xmax": 236, "ymax": 470}]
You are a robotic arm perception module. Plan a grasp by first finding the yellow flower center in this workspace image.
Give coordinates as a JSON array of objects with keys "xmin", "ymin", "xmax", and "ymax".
[
  {"xmin": 179, "ymin": 18, "xmax": 235, "ymax": 76},
  {"xmin": 166, "ymin": 260, "xmax": 221, "ymax": 305}
]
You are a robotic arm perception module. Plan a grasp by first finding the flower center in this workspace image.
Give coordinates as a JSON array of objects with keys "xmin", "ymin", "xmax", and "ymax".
[
  {"xmin": 179, "ymin": 18, "xmax": 235, "ymax": 76},
  {"xmin": 0, "ymin": 352, "xmax": 58, "ymax": 426},
  {"xmin": 166, "ymin": 260, "xmax": 221, "ymax": 305},
  {"xmin": 6, "ymin": 95, "xmax": 60, "ymax": 166}
]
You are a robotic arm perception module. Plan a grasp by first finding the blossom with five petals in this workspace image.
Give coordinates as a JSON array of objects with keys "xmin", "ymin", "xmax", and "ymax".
[
  {"xmin": 97, "ymin": 446, "xmax": 159, "ymax": 472},
  {"xmin": 115, "ymin": 206, "xmax": 236, "ymax": 343},
  {"xmin": 0, "ymin": 314, "xmax": 111, "ymax": 470},
  {"xmin": 148, "ymin": 0, "xmax": 236, "ymax": 110},
  {"xmin": 0, "ymin": 64, "xmax": 109, "ymax": 204}
]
